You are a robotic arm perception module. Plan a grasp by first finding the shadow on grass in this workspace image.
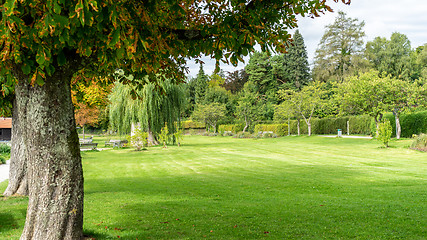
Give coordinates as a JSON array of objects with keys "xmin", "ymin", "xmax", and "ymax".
[
  {"xmin": 0, "ymin": 213, "xmax": 20, "ymax": 232},
  {"xmin": 83, "ymin": 230, "xmax": 108, "ymax": 240}
]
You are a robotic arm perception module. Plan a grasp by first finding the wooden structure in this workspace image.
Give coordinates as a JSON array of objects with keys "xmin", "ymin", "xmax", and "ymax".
[{"xmin": 0, "ymin": 118, "xmax": 12, "ymax": 141}]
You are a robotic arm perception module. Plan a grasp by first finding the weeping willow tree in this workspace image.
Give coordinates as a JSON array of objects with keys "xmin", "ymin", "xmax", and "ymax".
[{"xmin": 109, "ymin": 76, "xmax": 186, "ymax": 145}]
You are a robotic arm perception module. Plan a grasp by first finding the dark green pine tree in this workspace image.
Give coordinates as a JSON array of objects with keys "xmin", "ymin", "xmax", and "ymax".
[
  {"xmin": 272, "ymin": 29, "xmax": 310, "ymax": 90},
  {"xmin": 191, "ymin": 64, "xmax": 209, "ymax": 104},
  {"xmin": 245, "ymin": 51, "xmax": 277, "ymax": 102}
]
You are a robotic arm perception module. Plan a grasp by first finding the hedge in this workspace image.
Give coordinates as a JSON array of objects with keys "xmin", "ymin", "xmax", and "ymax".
[
  {"xmin": 182, "ymin": 120, "xmax": 205, "ymax": 129},
  {"xmin": 218, "ymin": 124, "xmax": 244, "ymax": 134},
  {"xmin": 284, "ymin": 111, "xmax": 426, "ymax": 137},
  {"xmin": 254, "ymin": 123, "xmax": 288, "ymax": 136},
  {"xmin": 287, "ymin": 115, "xmax": 373, "ymax": 136},
  {"xmin": 383, "ymin": 110, "xmax": 427, "ymax": 138}
]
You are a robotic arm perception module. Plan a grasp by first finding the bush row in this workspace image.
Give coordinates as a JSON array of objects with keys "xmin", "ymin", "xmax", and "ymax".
[
  {"xmin": 254, "ymin": 124, "xmax": 288, "ymax": 137},
  {"xmin": 287, "ymin": 115, "xmax": 372, "ymax": 135},
  {"xmin": 184, "ymin": 111, "xmax": 426, "ymax": 137},
  {"xmin": 218, "ymin": 123, "xmax": 245, "ymax": 134},
  {"xmin": 182, "ymin": 120, "xmax": 205, "ymax": 129},
  {"xmin": 383, "ymin": 110, "xmax": 427, "ymax": 138}
]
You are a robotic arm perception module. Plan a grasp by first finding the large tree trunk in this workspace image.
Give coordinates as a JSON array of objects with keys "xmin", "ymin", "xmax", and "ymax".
[
  {"xmin": 147, "ymin": 127, "xmax": 158, "ymax": 146},
  {"xmin": 393, "ymin": 110, "xmax": 401, "ymax": 139},
  {"xmin": 3, "ymin": 82, "xmax": 29, "ymax": 196},
  {"xmin": 15, "ymin": 68, "xmax": 84, "ymax": 240}
]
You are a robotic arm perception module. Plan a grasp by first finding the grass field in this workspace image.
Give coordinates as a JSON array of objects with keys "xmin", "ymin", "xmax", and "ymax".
[{"xmin": 1, "ymin": 135, "xmax": 426, "ymax": 239}]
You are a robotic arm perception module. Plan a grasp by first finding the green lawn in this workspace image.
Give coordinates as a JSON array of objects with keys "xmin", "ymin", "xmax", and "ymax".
[{"xmin": 1, "ymin": 136, "xmax": 426, "ymax": 239}]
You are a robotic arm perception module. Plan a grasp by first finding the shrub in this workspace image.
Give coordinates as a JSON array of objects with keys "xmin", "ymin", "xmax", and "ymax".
[
  {"xmin": 262, "ymin": 132, "xmax": 277, "ymax": 138},
  {"xmin": 218, "ymin": 124, "xmax": 244, "ymax": 134},
  {"xmin": 254, "ymin": 124, "xmax": 288, "ymax": 136},
  {"xmin": 348, "ymin": 115, "xmax": 372, "ymax": 135},
  {"xmin": 235, "ymin": 131, "xmax": 253, "ymax": 138},
  {"xmin": 400, "ymin": 110, "xmax": 427, "ymax": 138},
  {"xmin": 127, "ymin": 129, "xmax": 148, "ymax": 151},
  {"xmin": 189, "ymin": 129, "xmax": 198, "ymax": 135},
  {"xmin": 222, "ymin": 131, "xmax": 234, "ymax": 137},
  {"xmin": 202, "ymin": 132, "xmax": 218, "ymax": 137},
  {"xmin": 380, "ymin": 111, "xmax": 427, "ymax": 138},
  {"xmin": 182, "ymin": 120, "xmax": 205, "ymax": 129},
  {"xmin": 158, "ymin": 124, "xmax": 169, "ymax": 148},
  {"xmin": 0, "ymin": 155, "xmax": 5, "ymax": 164},
  {"xmin": 0, "ymin": 144, "xmax": 11, "ymax": 154},
  {"xmin": 288, "ymin": 120, "xmax": 308, "ymax": 135},
  {"xmin": 377, "ymin": 119, "xmax": 392, "ymax": 147},
  {"xmin": 173, "ymin": 127, "xmax": 184, "ymax": 146},
  {"xmin": 315, "ymin": 117, "xmax": 348, "ymax": 135},
  {"xmin": 411, "ymin": 134, "xmax": 427, "ymax": 152}
]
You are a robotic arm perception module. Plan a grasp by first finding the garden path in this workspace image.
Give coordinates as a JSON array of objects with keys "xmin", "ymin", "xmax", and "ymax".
[{"xmin": 0, "ymin": 159, "xmax": 10, "ymax": 183}]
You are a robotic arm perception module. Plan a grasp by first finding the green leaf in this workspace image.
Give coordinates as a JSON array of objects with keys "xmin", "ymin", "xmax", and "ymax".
[
  {"xmin": 53, "ymin": 14, "xmax": 69, "ymax": 28},
  {"xmin": 4, "ymin": 0, "xmax": 17, "ymax": 16},
  {"xmin": 54, "ymin": 2, "xmax": 62, "ymax": 14},
  {"xmin": 36, "ymin": 47, "xmax": 46, "ymax": 65},
  {"xmin": 21, "ymin": 63, "xmax": 31, "ymax": 75},
  {"xmin": 57, "ymin": 51, "xmax": 66, "ymax": 66},
  {"xmin": 116, "ymin": 47, "xmax": 125, "ymax": 59},
  {"xmin": 110, "ymin": 29, "xmax": 120, "ymax": 47}
]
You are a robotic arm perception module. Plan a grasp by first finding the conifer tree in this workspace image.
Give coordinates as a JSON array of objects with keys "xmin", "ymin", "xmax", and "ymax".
[{"xmin": 272, "ymin": 30, "xmax": 310, "ymax": 90}]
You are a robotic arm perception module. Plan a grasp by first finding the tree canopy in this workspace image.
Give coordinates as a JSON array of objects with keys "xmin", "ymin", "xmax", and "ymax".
[
  {"xmin": 0, "ymin": 0, "xmax": 348, "ymax": 86},
  {"xmin": 313, "ymin": 11, "xmax": 366, "ymax": 82},
  {"xmin": 365, "ymin": 33, "xmax": 413, "ymax": 81}
]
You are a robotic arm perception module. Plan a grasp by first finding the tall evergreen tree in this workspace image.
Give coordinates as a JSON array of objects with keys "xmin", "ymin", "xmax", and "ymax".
[
  {"xmin": 272, "ymin": 30, "xmax": 310, "ymax": 90},
  {"xmin": 245, "ymin": 51, "xmax": 277, "ymax": 103},
  {"xmin": 191, "ymin": 64, "xmax": 209, "ymax": 104},
  {"xmin": 313, "ymin": 11, "xmax": 366, "ymax": 82}
]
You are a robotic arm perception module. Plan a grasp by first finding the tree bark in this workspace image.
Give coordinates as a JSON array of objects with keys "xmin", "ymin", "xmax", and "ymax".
[
  {"xmin": 243, "ymin": 116, "xmax": 248, "ymax": 133},
  {"xmin": 147, "ymin": 127, "xmax": 158, "ymax": 146},
  {"xmin": 15, "ymin": 68, "xmax": 84, "ymax": 240},
  {"xmin": 3, "ymin": 81, "xmax": 29, "ymax": 196},
  {"xmin": 297, "ymin": 118, "xmax": 300, "ymax": 136},
  {"xmin": 393, "ymin": 110, "xmax": 401, "ymax": 139}
]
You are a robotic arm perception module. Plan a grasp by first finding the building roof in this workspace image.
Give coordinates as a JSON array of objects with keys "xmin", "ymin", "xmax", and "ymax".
[{"xmin": 0, "ymin": 118, "xmax": 12, "ymax": 129}]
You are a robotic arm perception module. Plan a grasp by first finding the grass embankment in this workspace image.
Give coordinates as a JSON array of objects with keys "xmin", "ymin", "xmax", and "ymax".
[{"xmin": 0, "ymin": 136, "xmax": 425, "ymax": 239}]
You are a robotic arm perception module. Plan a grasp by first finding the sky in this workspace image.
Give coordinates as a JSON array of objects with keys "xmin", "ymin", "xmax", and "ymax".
[{"xmin": 186, "ymin": 0, "xmax": 427, "ymax": 77}]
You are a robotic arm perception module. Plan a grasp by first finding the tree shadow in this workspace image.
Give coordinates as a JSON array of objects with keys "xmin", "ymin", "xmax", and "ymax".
[{"xmin": 0, "ymin": 213, "xmax": 20, "ymax": 232}]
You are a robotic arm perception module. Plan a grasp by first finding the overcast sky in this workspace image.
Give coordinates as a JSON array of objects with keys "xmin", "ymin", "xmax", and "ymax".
[{"xmin": 186, "ymin": 0, "xmax": 427, "ymax": 77}]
